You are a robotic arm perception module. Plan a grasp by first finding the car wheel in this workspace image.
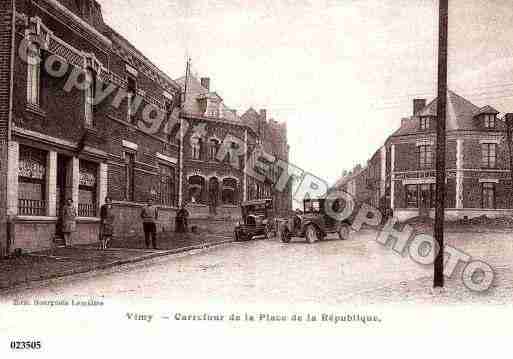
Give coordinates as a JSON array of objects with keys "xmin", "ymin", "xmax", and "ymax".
[
  {"xmin": 338, "ymin": 224, "xmax": 350, "ymax": 240},
  {"xmin": 280, "ymin": 229, "xmax": 291, "ymax": 243},
  {"xmin": 305, "ymin": 225, "xmax": 319, "ymax": 244}
]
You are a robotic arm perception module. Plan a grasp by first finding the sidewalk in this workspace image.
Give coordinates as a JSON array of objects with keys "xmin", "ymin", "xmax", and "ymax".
[{"xmin": 0, "ymin": 232, "xmax": 233, "ymax": 292}]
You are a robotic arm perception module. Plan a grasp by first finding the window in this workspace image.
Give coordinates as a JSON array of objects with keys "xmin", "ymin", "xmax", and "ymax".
[
  {"xmin": 127, "ymin": 76, "xmax": 137, "ymax": 122},
  {"xmin": 18, "ymin": 146, "xmax": 47, "ymax": 216},
  {"xmin": 191, "ymin": 136, "xmax": 202, "ymax": 160},
  {"xmin": 484, "ymin": 114, "xmax": 496, "ymax": 129},
  {"xmin": 222, "ymin": 178, "xmax": 238, "ymax": 205},
  {"xmin": 78, "ymin": 160, "xmax": 98, "ymax": 217},
  {"xmin": 209, "ymin": 139, "xmax": 219, "ymax": 161},
  {"xmin": 418, "ymin": 145, "xmax": 433, "ymax": 169},
  {"xmin": 26, "ymin": 42, "xmax": 41, "ymax": 107},
  {"xmin": 304, "ymin": 200, "xmax": 320, "ymax": 213},
  {"xmin": 482, "ymin": 182, "xmax": 495, "ymax": 209},
  {"xmin": 405, "ymin": 183, "xmax": 437, "ymax": 208},
  {"xmin": 124, "ymin": 152, "xmax": 135, "ymax": 201},
  {"xmin": 226, "ymin": 142, "xmax": 239, "ymax": 164},
  {"xmin": 405, "ymin": 184, "xmax": 418, "ymax": 208},
  {"xmin": 188, "ymin": 175, "xmax": 205, "ymax": 203},
  {"xmin": 481, "ymin": 143, "xmax": 496, "ymax": 168},
  {"xmin": 420, "ymin": 117, "xmax": 430, "ymax": 130},
  {"xmin": 165, "ymin": 99, "xmax": 173, "ymax": 114},
  {"xmin": 158, "ymin": 164, "xmax": 176, "ymax": 207},
  {"xmin": 85, "ymin": 69, "xmax": 95, "ymax": 127},
  {"xmin": 430, "ymin": 183, "xmax": 436, "ymax": 207}
]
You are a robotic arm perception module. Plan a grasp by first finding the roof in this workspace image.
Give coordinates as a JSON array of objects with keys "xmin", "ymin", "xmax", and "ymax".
[
  {"xmin": 474, "ymin": 105, "xmax": 499, "ymax": 116},
  {"xmin": 105, "ymin": 26, "xmax": 181, "ymax": 90},
  {"xmin": 332, "ymin": 166, "xmax": 367, "ymax": 189},
  {"xmin": 392, "ymin": 90, "xmax": 505, "ymax": 136}
]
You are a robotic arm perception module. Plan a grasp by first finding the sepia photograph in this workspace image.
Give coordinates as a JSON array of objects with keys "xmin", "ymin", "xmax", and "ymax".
[{"xmin": 1, "ymin": 0, "xmax": 512, "ymax": 357}]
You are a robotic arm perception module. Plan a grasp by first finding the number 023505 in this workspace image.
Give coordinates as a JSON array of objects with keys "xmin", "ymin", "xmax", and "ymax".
[{"xmin": 10, "ymin": 341, "xmax": 42, "ymax": 350}]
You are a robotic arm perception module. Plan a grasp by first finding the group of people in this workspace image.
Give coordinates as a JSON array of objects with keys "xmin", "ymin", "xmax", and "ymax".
[{"xmin": 59, "ymin": 197, "xmax": 190, "ymax": 250}]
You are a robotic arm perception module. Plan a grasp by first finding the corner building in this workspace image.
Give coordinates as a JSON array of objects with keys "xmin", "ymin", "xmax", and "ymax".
[
  {"xmin": 334, "ymin": 91, "xmax": 513, "ymax": 222},
  {"xmin": 2, "ymin": 0, "xmax": 180, "ymax": 253},
  {"xmin": 0, "ymin": 0, "xmax": 292, "ymax": 254}
]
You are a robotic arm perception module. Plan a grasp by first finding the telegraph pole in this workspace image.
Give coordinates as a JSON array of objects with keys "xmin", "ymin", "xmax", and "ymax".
[
  {"xmin": 178, "ymin": 58, "xmax": 190, "ymax": 207},
  {"xmin": 434, "ymin": 0, "xmax": 448, "ymax": 288}
]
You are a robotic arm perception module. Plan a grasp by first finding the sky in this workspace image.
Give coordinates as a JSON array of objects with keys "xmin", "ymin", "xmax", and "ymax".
[{"xmin": 100, "ymin": 0, "xmax": 513, "ymax": 185}]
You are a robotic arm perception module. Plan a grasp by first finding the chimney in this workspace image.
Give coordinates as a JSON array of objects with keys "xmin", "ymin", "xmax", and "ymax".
[
  {"xmin": 200, "ymin": 77, "xmax": 210, "ymax": 91},
  {"xmin": 259, "ymin": 109, "xmax": 267, "ymax": 122},
  {"xmin": 76, "ymin": 0, "xmax": 104, "ymax": 28},
  {"xmin": 413, "ymin": 98, "xmax": 426, "ymax": 116}
]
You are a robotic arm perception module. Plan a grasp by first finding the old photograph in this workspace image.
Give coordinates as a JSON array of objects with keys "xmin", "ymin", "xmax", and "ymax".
[{"xmin": 1, "ymin": 0, "xmax": 512, "ymax": 356}]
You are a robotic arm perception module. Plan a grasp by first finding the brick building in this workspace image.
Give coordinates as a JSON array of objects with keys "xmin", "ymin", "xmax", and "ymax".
[
  {"xmin": 240, "ymin": 107, "xmax": 292, "ymax": 216},
  {"xmin": 176, "ymin": 74, "xmax": 292, "ymax": 220},
  {"xmin": 334, "ymin": 91, "xmax": 513, "ymax": 222},
  {"xmin": 0, "ymin": 0, "xmax": 291, "ymax": 255}
]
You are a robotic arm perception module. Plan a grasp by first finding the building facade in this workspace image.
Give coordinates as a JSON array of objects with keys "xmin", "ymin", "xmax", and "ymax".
[
  {"xmin": 176, "ymin": 75, "xmax": 292, "ymax": 220},
  {"xmin": 0, "ymin": 0, "xmax": 292, "ymax": 255},
  {"xmin": 334, "ymin": 91, "xmax": 513, "ymax": 222}
]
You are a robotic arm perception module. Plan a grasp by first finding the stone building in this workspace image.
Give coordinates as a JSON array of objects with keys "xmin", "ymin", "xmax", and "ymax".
[
  {"xmin": 334, "ymin": 91, "xmax": 513, "ymax": 222},
  {"xmin": 0, "ymin": 0, "xmax": 292, "ymax": 254}
]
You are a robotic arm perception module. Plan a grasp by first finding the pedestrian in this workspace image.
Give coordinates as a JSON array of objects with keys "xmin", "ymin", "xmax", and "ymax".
[
  {"xmin": 61, "ymin": 198, "xmax": 77, "ymax": 247},
  {"xmin": 100, "ymin": 196, "xmax": 115, "ymax": 250},
  {"xmin": 175, "ymin": 205, "xmax": 190, "ymax": 233},
  {"xmin": 140, "ymin": 198, "xmax": 159, "ymax": 249}
]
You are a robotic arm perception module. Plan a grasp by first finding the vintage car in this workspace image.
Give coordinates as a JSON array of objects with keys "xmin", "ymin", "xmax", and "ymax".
[
  {"xmin": 234, "ymin": 198, "xmax": 276, "ymax": 241},
  {"xmin": 280, "ymin": 197, "xmax": 351, "ymax": 243}
]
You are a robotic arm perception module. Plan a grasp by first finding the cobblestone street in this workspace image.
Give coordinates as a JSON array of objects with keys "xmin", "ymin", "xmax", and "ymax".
[{"xmin": 2, "ymin": 229, "xmax": 512, "ymax": 305}]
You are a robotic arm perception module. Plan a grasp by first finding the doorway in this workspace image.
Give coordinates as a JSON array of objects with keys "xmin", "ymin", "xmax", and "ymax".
[
  {"xmin": 419, "ymin": 183, "xmax": 433, "ymax": 216},
  {"xmin": 55, "ymin": 154, "xmax": 69, "ymax": 237}
]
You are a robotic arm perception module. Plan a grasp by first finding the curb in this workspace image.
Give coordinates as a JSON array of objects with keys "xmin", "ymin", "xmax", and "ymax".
[{"xmin": 0, "ymin": 238, "xmax": 233, "ymax": 295}]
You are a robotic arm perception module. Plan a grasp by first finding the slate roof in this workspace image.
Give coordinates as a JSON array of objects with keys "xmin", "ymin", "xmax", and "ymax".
[
  {"xmin": 392, "ymin": 90, "xmax": 505, "ymax": 136},
  {"xmin": 474, "ymin": 105, "xmax": 499, "ymax": 116}
]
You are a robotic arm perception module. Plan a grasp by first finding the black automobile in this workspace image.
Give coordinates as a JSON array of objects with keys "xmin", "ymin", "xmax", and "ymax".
[
  {"xmin": 280, "ymin": 197, "xmax": 351, "ymax": 244},
  {"xmin": 234, "ymin": 198, "xmax": 276, "ymax": 241}
]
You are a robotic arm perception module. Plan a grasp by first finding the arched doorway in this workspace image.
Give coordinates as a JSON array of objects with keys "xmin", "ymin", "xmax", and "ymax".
[{"xmin": 188, "ymin": 175, "xmax": 205, "ymax": 204}]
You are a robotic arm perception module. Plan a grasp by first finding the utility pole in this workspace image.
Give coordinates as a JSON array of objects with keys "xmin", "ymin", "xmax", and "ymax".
[
  {"xmin": 178, "ymin": 58, "xmax": 191, "ymax": 208},
  {"xmin": 434, "ymin": 0, "xmax": 448, "ymax": 288}
]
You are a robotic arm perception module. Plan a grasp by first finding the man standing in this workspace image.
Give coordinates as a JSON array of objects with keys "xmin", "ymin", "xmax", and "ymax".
[
  {"xmin": 141, "ymin": 198, "xmax": 159, "ymax": 249},
  {"xmin": 62, "ymin": 199, "xmax": 77, "ymax": 247},
  {"xmin": 100, "ymin": 196, "xmax": 115, "ymax": 250},
  {"xmin": 175, "ymin": 205, "xmax": 189, "ymax": 233}
]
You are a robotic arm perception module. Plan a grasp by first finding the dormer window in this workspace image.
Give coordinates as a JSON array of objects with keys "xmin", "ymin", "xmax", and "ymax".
[
  {"xmin": 420, "ymin": 116, "xmax": 430, "ymax": 130},
  {"xmin": 484, "ymin": 114, "xmax": 496, "ymax": 129}
]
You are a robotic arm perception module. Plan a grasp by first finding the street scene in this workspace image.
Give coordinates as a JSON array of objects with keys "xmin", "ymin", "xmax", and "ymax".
[
  {"xmin": 2, "ymin": 0, "xmax": 513, "ymax": 327},
  {"xmin": 4, "ymin": 0, "xmax": 513, "ymax": 355},
  {"xmin": 2, "ymin": 226, "xmax": 513, "ymax": 305}
]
